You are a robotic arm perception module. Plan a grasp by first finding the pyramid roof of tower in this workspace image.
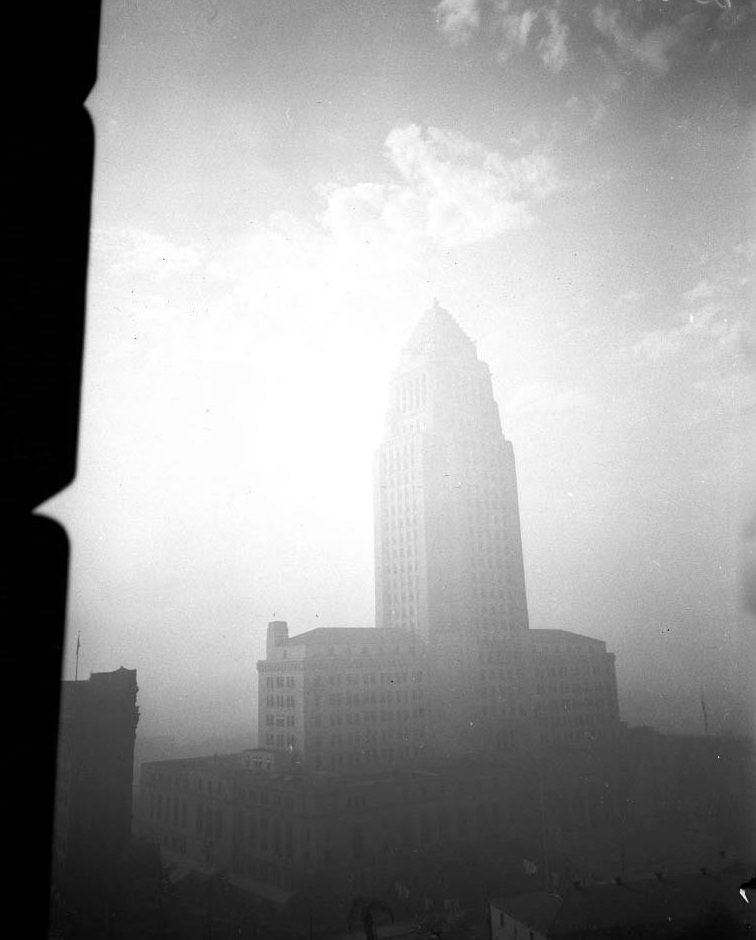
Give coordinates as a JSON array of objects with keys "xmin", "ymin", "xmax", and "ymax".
[{"xmin": 403, "ymin": 300, "xmax": 476, "ymax": 359}]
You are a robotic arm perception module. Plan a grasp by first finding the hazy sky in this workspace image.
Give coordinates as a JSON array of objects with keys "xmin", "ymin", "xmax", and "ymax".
[{"xmin": 44, "ymin": 0, "xmax": 756, "ymax": 740}]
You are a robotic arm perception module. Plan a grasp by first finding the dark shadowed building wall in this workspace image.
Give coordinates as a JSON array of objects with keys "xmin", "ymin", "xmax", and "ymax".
[{"xmin": 51, "ymin": 667, "xmax": 139, "ymax": 920}]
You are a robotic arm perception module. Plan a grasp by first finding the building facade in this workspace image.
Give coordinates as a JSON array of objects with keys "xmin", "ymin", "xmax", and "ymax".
[
  {"xmin": 51, "ymin": 667, "xmax": 140, "ymax": 920},
  {"xmin": 253, "ymin": 303, "xmax": 621, "ymax": 766},
  {"xmin": 257, "ymin": 621, "xmax": 428, "ymax": 771},
  {"xmin": 374, "ymin": 303, "xmax": 621, "ymax": 759},
  {"xmin": 374, "ymin": 301, "xmax": 529, "ymax": 647},
  {"xmin": 530, "ymin": 630, "xmax": 620, "ymax": 748},
  {"xmin": 136, "ymin": 750, "xmax": 534, "ymax": 907},
  {"xmin": 489, "ymin": 864, "xmax": 755, "ymax": 939}
]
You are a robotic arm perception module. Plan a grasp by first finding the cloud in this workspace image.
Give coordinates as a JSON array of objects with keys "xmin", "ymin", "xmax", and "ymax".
[
  {"xmin": 683, "ymin": 279, "xmax": 717, "ymax": 303},
  {"xmin": 496, "ymin": 2, "xmax": 571, "ymax": 72},
  {"xmin": 631, "ymin": 303, "xmax": 749, "ymax": 364},
  {"xmin": 435, "ymin": 0, "xmax": 481, "ymax": 46},
  {"xmin": 88, "ymin": 126, "xmax": 562, "ymax": 407},
  {"xmin": 433, "ymin": 0, "xmax": 571, "ymax": 72},
  {"xmin": 498, "ymin": 4, "xmax": 537, "ymax": 60},
  {"xmin": 592, "ymin": 4, "xmax": 682, "ymax": 77},
  {"xmin": 320, "ymin": 124, "xmax": 560, "ymax": 252},
  {"xmin": 92, "ymin": 226, "xmax": 203, "ymax": 280},
  {"xmin": 630, "ymin": 252, "xmax": 756, "ymax": 422},
  {"xmin": 537, "ymin": 7, "xmax": 570, "ymax": 72}
]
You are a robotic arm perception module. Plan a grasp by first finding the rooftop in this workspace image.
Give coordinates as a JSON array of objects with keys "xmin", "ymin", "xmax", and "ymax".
[
  {"xmin": 492, "ymin": 865, "xmax": 755, "ymax": 936},
  {"xmin": 402, "ymin": 300, "xmax": 476, "ymax": 362},
  {"xmin": 530, "ymin": 629, "xmax": 607, "ymax": 647},
  {"xmin": 282, "ymin": 626, "xmax": 424, "ymax": 649}
]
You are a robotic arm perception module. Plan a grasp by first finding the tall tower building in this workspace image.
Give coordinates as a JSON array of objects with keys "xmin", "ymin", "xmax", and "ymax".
[
  {"xmin": 374, "ymin": 302, "xmax": 533, "ymax": 755},
  {"xmin": 250, "ymin": 301, "xmax": 620, "ymax": 770},
  {"xmin": 375, "ymin": 301, "xmax": 529, "ymax": 646}
]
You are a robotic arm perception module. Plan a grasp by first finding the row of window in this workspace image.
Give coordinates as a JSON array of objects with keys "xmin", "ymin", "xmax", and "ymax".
[
  {"xmin": 146, "ymin": 772, "xmax": 224, "ymax": 797},
  {"xmin": 396, "ymin": 371, "xmax": 428, "ymax": 414},
  {"xmin": 315, "ymin": 743, "xmax": 420, "ymax": 769},
  {"xmin": 264, "ymin": 713, "xmax": 296, "ymax": 728},
  {"xmin": 264, "ymin": 694, "xmax": 296, "ymax": 708},
  {"xmin": 335, "ymin": 708, "xmax": 420, "ymax": 726},
  {"xmin": 234, "ymin": 813, "xmax": 294, "ymax": 859},
  {"xmin": 380, "ymin": 440, "xmax": 418, "ymax": 467},
  {"xmin": 316, "ymin": 670, "xmax": 422, "ymax": 687},
  {"xmin": 320, "ymin": 644, "xmax": 411, "ymax": 658},
  {"xmin": 263, "ymin": 732, "xmax": 296, "ymax": 749},
  {"xmin": 534, "ymin": 663, "xmax": 610, "ymax": 677},
  {"xmin": 385, "ymin": 502, "xmax": 419, "ymax": 523},
  {"xmin": 388, "ymin": 606, "xmax": 416, "ymax": 620},
  {"xmin": 388, "ymin": 585, "xmax": 417, "ymax": 606},
  {"xmin": 318, "ymin": 690, "xmax": 422, "ymax": 710},
  {"xmin": 310, "ymin": 727, "xmax": 423, "ymax": 749},
  {"xmin": 385, "ymin": 561, "xmax": 419, "ymax": 576},
  {"xmin": 264, "ymin": 675, "xmax": 296, "ymax": 689},
  {"xmin": 147, "ymin": 793, "xmax": 224, "ymax": 842},
  {"xmin": 237, "ymin": 787, "xmax": 294, "ymax": 809},
  {"xmin": 148, "ymin": 791, "xmax": 188, "ymax": 829}
]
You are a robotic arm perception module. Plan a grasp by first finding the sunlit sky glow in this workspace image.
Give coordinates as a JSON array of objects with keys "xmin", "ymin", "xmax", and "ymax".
[{"xmin": 44, "ymin": 0, "xmax": 756, "ymax": 740}]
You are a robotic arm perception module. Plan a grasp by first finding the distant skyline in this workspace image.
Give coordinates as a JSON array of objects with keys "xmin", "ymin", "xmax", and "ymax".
[{"xmin": 43, "ymin": 0, "xmax": 755, "ymax": 740}]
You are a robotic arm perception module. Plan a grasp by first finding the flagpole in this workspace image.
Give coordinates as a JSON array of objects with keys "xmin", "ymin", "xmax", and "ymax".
[{"xmin": 75, "ymin": 631, "xmax": 81, "ymax": 681}]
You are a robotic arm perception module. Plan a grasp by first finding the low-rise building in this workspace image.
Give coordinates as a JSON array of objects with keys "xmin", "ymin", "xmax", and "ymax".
[
  {"xmin": 530, "ymin": 630, "xmax": 620, "ymax": 749},
  {"xmin": 136, "ymin": 750, "xmax": 531, "ymax": 905},
  {"xmin": 257, "ymin": 621, "xmax": 429, "ymax": 771},
  {"xmin": 257, "ymin": 620, "xmax": 621, "ymax": 771},
  {"xmin": 490, "ymin": 865, "xmax": 755, "ymax": 939},
  {"xmin": 51, "ymin": 667, "xmax": 140, "ymax": 921}
]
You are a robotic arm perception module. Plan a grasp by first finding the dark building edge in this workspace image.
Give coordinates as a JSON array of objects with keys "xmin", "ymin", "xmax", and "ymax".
[{"xmin": 4, "ymin": 3, "xmax": 101, "ymax": 934}]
